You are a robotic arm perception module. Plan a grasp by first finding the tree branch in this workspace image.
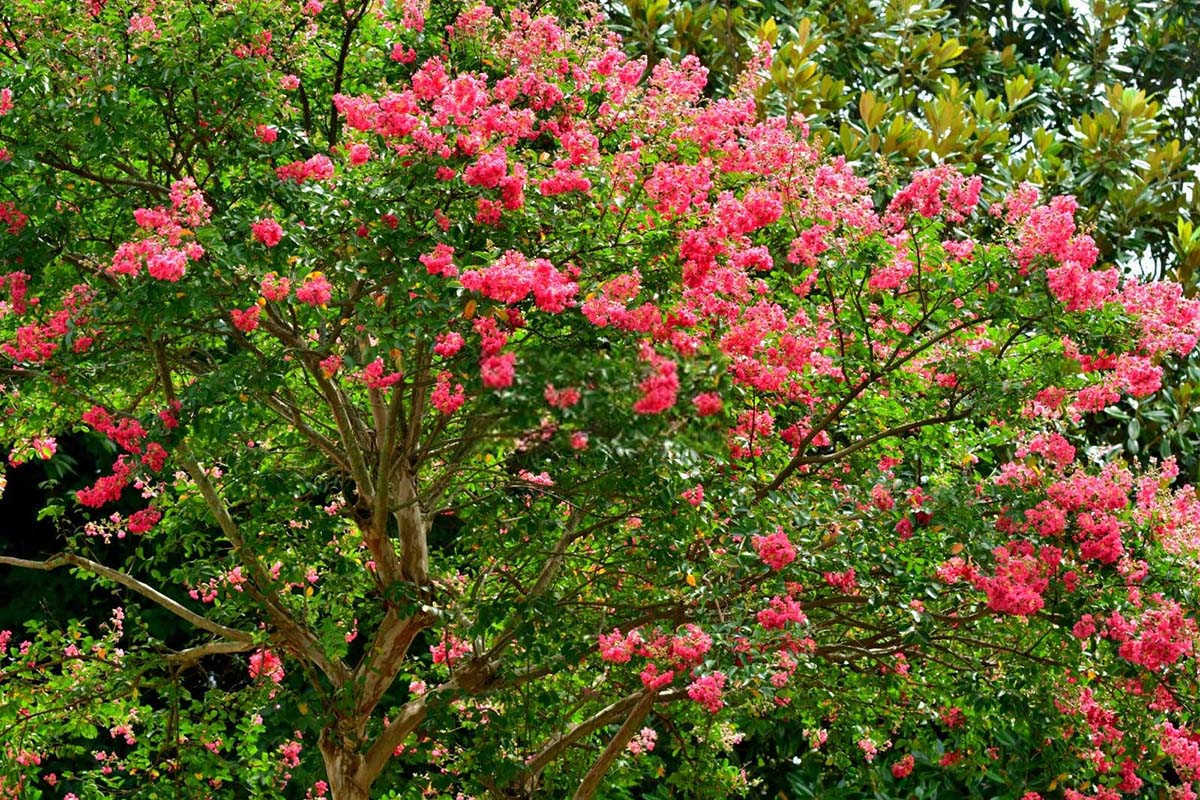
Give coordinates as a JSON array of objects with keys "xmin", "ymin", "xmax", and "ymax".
[
  {"xmin": 0, "ymin": 553, "xmax": 252, "ymax": 642},
  {"xmin": 153, "ymin": 340, "xmax": 351, "ymax": 687},
  {"xmin": 165, "ymin": 639, "xmax": 258, "ymax": 666},
  {"xmin": 572, "ymin": 689, "xmax": 659, "ymax": 800},
  {"xmin": 353, "ymin": 609, "xmax": 434, "ymax": 717}
]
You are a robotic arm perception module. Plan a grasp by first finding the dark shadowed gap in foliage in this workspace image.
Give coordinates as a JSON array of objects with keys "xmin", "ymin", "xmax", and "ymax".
[
  {"xmin": 0, "ymin": 433, "xmax": 91, "ymax": 632},
  {"xmin": 0, "ymin": 433, "xmax": 195, "ymax": 647}
]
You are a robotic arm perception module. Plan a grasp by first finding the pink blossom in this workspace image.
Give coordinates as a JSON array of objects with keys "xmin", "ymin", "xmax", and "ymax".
[
  {"xmin": 823, "ymin": 568, "xmax": 858, "ymax": 594},
  {"xmin": 127, "ymin": 507, "xmax": 161, "ymax": 534},
  {"xmin": 752, "ymin": 527, "xmax": 795, "ymax": 571},
  {"xmin": 627, "ymin": 727, "xmax": 657, "ymax": 755},
  {"xmin": 230, "ymin": 306, "xmax": 261, "ymax": 332},
  {"xmin": 687, "ymin": 671, "xmax": 727, "ymax": 713},
  {"xmin": 126, "ymin": 13, "xmax": 158, "ymax": 36},
  {"xmin": 544, "ymin": 384, "xmax": 581, "ymax": 408},
  {"xmin": 248, "ymin": 649, "xmax": 284, "ymax": 683},
  {"xmin": 481, "ymin": 352, "xmax": 516, "ymax": 389},
  {"xmin": 359, "ymin": 357, "xmax": 402, "ymax": 389},
  {"xmin": 420, "ymin": 244, "xmax": 457, "ymax": 278},
  {"xmin": 757, "ymin": 595, "xmax": 806, "ymax": 629},
  {"xmin": 434, "ymin": 331, "xmax": 464, "ymax": 357},
  {"xmin": 260, "ymin": 272, "xmax": 291, "ymax": 301},
  {"xmin": 296, "ymin": 274, "xmax": 332, "ymax": 306},
  {"xmin": 632, "ymin": 353, "xmax": 678, "ymax": 414},
  {"xmin": 430, "ymin": 634, "xmax": 470, "ymax": 666},
  {"xmin": 692, "ymin": 392, "xmax": 723, "ymax": 416},
  {"xmin": 464, "ymin": 150, "xmax": 507, "ymax": 189},
  {"xmin": 319, "ymin": 354, "xmax": 342, "ymax": 377},
  {"xmin": 598, "ymin": 628, "xmax": 642, "ymax": 663},
  {"xmin": 251, "ymin": 218, "xmax": 284, "ymax": 247}
]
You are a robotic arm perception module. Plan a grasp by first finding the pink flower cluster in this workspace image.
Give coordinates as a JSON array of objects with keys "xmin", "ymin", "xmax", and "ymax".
[
  {"xmin": 756, "ymin": 595, "xmax": 806, "ymax": 630},
  {"xmin": 275, "ymin": 154, "xmax": 335, "ymax": 184},
  {"xmin": 752, "ymin": 527, "xmax": 795, "ymax": 571},
  {"xmin": 251, "ymin": 218, "xmax": 284, "ymax": 247},
  {"xmin": 420, "ymin": 244, "xmax": 458, "ymax": 278},
  {"xmin": 248, "ymin": 648, "xmax": 285, "ymax": 683},
  {"xmin": 883, "ymin": 164, "xmax": 982, "ymax": 231},
  {"xmin": 359, "ymin": 357, "xmax": 403, "ymax": 390},
  {"xmin": 1105, "ymin": 601, "xmax": 1196, "ymax": 672},
  {"xmin": 999, "ymin": 190, "xmax": 1116, "ymax": 313},
  {"xmin": 431, "ymin": 371, "xmax": 466, "ymax": 414},
  {"xmin": 686, "ymin": 671, "xmax": 727, "ymax": 713},
  {"xmin": 475, "ymin": 316, "xmax": 516, "ymax": 389},
  {"xmin": 627, "ymin": 727, "xmax": 657, "ymax": 755},
  {"xmin": 971, "ymin": 540, "xmax": 1055, "ymax": 616},
  {"xmin": 296, "ymin": 274, "xmax": 332, "ymax": 307},
  {"xmin": 891, "ymin": 753, "xmax": 915, "ymax": 778},
  {"xmin": 431, "ymin": 633, "xmax": 471, "ymax": 666},
  {"xmin": 74, "ymin": 406, "xmax": 169, "ymax": 514},
  {"xmin": 597, "ymin": 623, "xmax": 714, "ymax": 697},
  {"xmin": 0, "ymin": 201, "xmax": 27, "ymax": 235},
  {"xmin": 458, "ymin": 250, "xmax": 578, "ymax": 313},
  {"xmin": 110, "ymin": 179, "xmax": 210, "ymax": 281},
  {"xmin": 632, "ymin": 351, "xmax": 679, "ymax": 415}
]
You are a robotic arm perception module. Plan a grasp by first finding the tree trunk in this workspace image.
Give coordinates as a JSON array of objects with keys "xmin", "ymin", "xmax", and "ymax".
[{"xmin": 320, "ymin": 730, "xmax": 370, "ymax": 800}]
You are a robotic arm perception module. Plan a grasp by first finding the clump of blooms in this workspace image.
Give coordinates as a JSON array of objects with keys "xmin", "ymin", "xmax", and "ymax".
[
  {"xmin": 891, "ymin": 753, "xmax": 915, "ymax": 778},
  {"xmin": 276, "ymin": 154, "xmax": 334, "ymax": 184},
  {"xmin": 627, "ymin": 727, "xmax": 657, "ymax": 755},
  {"xmin": 248, "ymin": 649, "xmax": 285, "ymax": 683},
  {"xmin": 109, "ymin": 179, "xmax": 210, "ymax": 281},
  {"xmin": 687, "ymin": 671, "xmax": 727, "ymax": 713},
  {"xmin": 251, "ymin": 218, "xmax": 284, "ymax": 247},
  {"xmin": 753, "ymin": 527, "xmax": 795, "ymax": 571},
  {"xmin": 296, "ymin": 274, "xmax": 332, "ymax": 306}
]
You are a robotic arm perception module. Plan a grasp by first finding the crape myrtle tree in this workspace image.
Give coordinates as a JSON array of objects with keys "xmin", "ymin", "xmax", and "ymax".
[{"xmin": 4, "ymin": 2, "xmax": 1200, "ymax": 800}]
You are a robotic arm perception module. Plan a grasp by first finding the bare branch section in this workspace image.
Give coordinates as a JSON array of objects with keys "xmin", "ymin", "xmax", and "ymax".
[
  {"xmin": 166, "ymin": 640, "xmax": 259, "ymax": 666},
  {"xmin": 355, "ymin": 656, "xmax": 512, "ymax": 790},
  {"xmin": 512, "ymin": 687, "xmax": 687, "ymax": 795},
  {"xmin": 353, "ymin": 608, "xmax": 434, "ymax": 717},
  {"xmin": 0, "ymin": 552, "xmax": 253, "ymax": 642},
  {"xmin": 572, "ymin": 689, "xmax": 659, "ymax": 800},
  {"xmin": 177, "ymin": 449, "xmax": 352, "ymax": 687}
]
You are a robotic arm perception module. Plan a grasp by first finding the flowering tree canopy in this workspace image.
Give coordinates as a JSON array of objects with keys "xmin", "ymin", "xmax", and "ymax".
[{"xmin": 3, "ymin": 2, "xmax": 1200, "ymax": 799}]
